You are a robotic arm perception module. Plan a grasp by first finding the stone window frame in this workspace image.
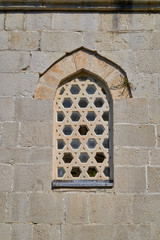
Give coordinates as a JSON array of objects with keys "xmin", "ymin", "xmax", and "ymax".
[{"xmin": 35, "ymin": 47, "xmax": 131, "ymax": 188}]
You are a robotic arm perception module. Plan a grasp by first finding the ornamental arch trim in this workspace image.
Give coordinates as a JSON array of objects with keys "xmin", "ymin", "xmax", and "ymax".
[{"xmin": 35, "ymin": 47, "xmax": 131, "ymax": 101}]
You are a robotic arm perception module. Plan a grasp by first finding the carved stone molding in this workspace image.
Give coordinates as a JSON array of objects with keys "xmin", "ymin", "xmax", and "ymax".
[{"xmin": 1, "ymin": 0, "xmax": 160, "ymax": 11}]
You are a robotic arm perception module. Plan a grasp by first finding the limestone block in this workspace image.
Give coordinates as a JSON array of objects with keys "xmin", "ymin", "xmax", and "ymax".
[
  {"xmin": 149, "ymin": 98, "xmax": 160, "ymax": 124},
  {"xmin": 0, "ymin": 31, "xmax": 9, "ymax": 50},
  {"xmin": 155, "ymin": 14, "xmax": 160, "ymax": 30},
  {"xmin": 40, "ymin": 31, "xmax": 83, "ymax": 52},
  {"xmin": 6, "ymin": 193, "xmax": 28, "ymax": 222},
  {"xmin": 157, "ymin": 125, "xmax": 160, "ymax": 147},
  {"xmin": 133, "ymin": 194, "xmax": 160, "ymax": 224},
  {"xmin": 114, "ymin": 147, "xmax": 149, "ymax": 166},
  {"xmin": 2, "ymin": 122, "xmax": 19, "ymax": 147},
  {"xmin": 114, "ymin": 124, "xmax": 155, "ymax": 147},
  {"xmin": 13, "ymin": 164, "xmax": 51, "ymax": 192},
  {"xmin": 114, "ymin": 32, "xmax": 151, "ymax": 51},
  {"xmin": 0, "ymin": 148, "xmax": 28, "ymax": 164},
  {"xmin": 89, "ymin": 194, "xmax": 132, "ymax": 224},
  {"xmin": 66, "ymin": 193, "xmax": 88, "ymax": 224},
  {"xmin": 94, "ymin": 32, "xmax": 113, "ymax": 51},
  {"xmin": 20, "ymin": 122, "xmax": 52, "ymax": 147},
  {"xmin": 114, "ymin": 98, "xmax": 148, "ymax": 124},
  {"xmin": 151, "ymin": 224, "xmax": 160, "ymax": 240},
  {"xmin": 131, "ymin": 73, "xmax": 159, "ymax": 98},
  {"xmin": 29, "ymin": 193, "xmax": 64, "ymax": 224},
  {"xmin": 25, "ymin": 13, "xmax": 52, "ymax": 30},
  {"xmin": 5, "ymin": 13, "xmax": 24, "ymax": 30},
  {"xmin": 30, "ymin": 51, "xmax": 64, "ymax": 74},
  {"xmin": 0, "ymin": 97, "xmax": 14, "ymax": 121},
  {"xmin": 0, "ymin": 52, "xmax": 30, "ymax": 73},
  {"xmin": 151, "ymin": 32, "xmax": 160, "ymax": 50},
  {"xmin": 100, "ymin": 14, "xmax": 128, "ymax": 32},
  {"xmin": 52, "ymin": 225, "xmax": 61, "ymax": 240},
  {"xmin": 10, "ymin": 31, "xmax": 40, "ymax": 51},
  {"xmin": 127, "ymin": 14, "xmax": 154, "ymax": 31},
  {"xmin": 11, "ymin": 223, "xmax": 32, "ymax": 240},
  {"xmin": 135, "ymin": 51, "xmax": 160, "ymax": 74},
  {"xmin": 0, "ymin": 73, "xmax": 39, "ymax": 97},
  {"xmin": 52, "ymin": 13, "xmax": 99, "ymax": 31},
  {"xmin": 0, "ymin": 193, "xmax": 7, "ymax": 222},
  {"xmin": 0, "ymin": 224, "xmax": 11, "ymax": 240},
  {"xmin": 0, "ymin": 13, "xmax": 4, "ymax": 30},
  {"xmin": 0, "ymin": 164, "xmax": 13, "ymax": 192},
  {"xmin": 62, "ymin": 224, "xmax": 151, "ymax": 240},
  {"xmin": 29, "ymin": 148, "xmax": 52, "ymax": 164},
  {"xmin": 114, "ymin": 166, "xmax": 146, "ymax": 193},
  {"xmin": 150, "ymin": 149, "xmax": 160, "ymax": 165},
  {"xmin": 148, "ymin": 167, "xmax": 160, "ymax": 193},
  {"xmin": 15, "ymin": 98, "xmax": 53, "ymax": 121},
  {"xmin": 33, "ymin": 224, "xmax": 52, "ymax": 240}
]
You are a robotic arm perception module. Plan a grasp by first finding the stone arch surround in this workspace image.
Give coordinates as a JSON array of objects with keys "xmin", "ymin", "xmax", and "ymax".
[{"xmin": 34, "ymin": 47, "xmax": 131, "ymax": 100}]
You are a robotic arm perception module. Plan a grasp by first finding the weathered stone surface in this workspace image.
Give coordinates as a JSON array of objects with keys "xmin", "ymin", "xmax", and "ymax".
[
  {"xmin": 89, "ymin": 194, "xmax": 132, "ymax": 224},
  {"xmin": 20, "ymin": 122, "xmax": 52, "ymax": 147},
  {"xmin": 7, "ymin": 193, "xmax": 28, "ymax": 222},
  {"xmin": 0, "ymin": 164, "xmax": 13, "ymax": 192},
  {"xmin": 33, "ymin": 224, "xmax": 52, "ymax": 240},
  {"xmin": 0, "ymin": 13, "xmax": 4, "ymax": 30},
  {"xmin": 29, "ymin": 193, "xmax": 64, "ymax": 224},
  {"xmin": 66, "ymin": 193, "xmax": 88, "ymax": 224},
  {"xmin": 0, "ymin": 31, "xmax": 9, "ymax": 50},
  {"xmin": 131, "ymin": 73, "xmax": 159, "ymax": 98},
  {"xmin": 0, "ymin": 148, "xmax": 28, "ymax": 164},
  {"xmin": 151, "ymin": 31, "xmax": 160, "ymax": 50},
  {"xmin": 114, "ymin": 166, "xmax": 146, "ymax": 193},
  {"xmin": 15, "ymin": 98, "xmax": 53, "ymax": 121},
  {"xmin": 25, "ymin": 13, "xmax": 52, "ymax": 30},
  {"xmin": 0, "ymin": 52, "xmax": 30, "ymax": 73},
  {"xmin": 150, "ymin": 148, "xmax": 160, "ymax": 165},
  {"xmin": 100, "ymin": 14, "xmax": 128, "ymax": 32},
  {"xmin": 34, "ymin": 83, "xmax": 56, "ymax": 99},
  {"xmin": 29, "ymin": 148, "xmax": 52, "ymax": 164},
  {"xmin": 52, "ymin": 225, "xmax": 61, "ymax": 240},
  {"xmin": 11, "ymin": 223, "xmax": 32, "ymax": 240},
  {"xmin": 30, "ymin": 51, "xmax": 64, "ymax": 73},
  {"xmin": 133, "ymin": 194, "xmax": 160, "ymax": 224},
  {"xmin": 127, "ymin": 14, "xmax": 154, "ymax": 31},
  {"xmin": 62, "ymin": 224, "xmax": 151, "ymax": 240},
  {"xmin": 114, "ymin": 32, "xmax": 151, "ymax": 51},
  {"xmin": 114, "ymin": 98, "xmax": 148, "ymax": 124},
  {"xmin": 148, "ymin": 167, "xmax": 160, "ymax": 193},
  {"xmin": 151, "ymin": 224, "xmax": 160, "ymax": 240},
  {"xmin": 0, "ymin": 73, "xmax": 39, "ymax": 97},
  {"xmin": 0, "ymin": 224, "xmax": 11, "ymax": 240},
  {"xmin": 135, "ymin": 51, "xmax": 160, "ymax": 74},
  {"xmin": 0, "ymin": 97, "xmax": 14, "ymax": 121},
  {"xmin": 52, "ymin": 13, "xmax": 99, "ymax": 31},
  {"xmin": 149, "ymin": 98, "xmax": 160, "ymax": 124},
  {"xmin": 155, "ymin": 14, "xmax": 160, "ymax": 30},
  {"xmin": 2, "ymin": 122, "xmax": 19, "ymax": 147},
  {"xmin": 41, "ymin": 31, "xmax": 83, "ymax": 52},
  {"xmin": 114, "ymin": 124, "xmax": 155, "ymax": 147},
  {"xmin": 157, "ymin": 125, "xmax": 160, "ymax": 147},
  {"xmin": 13, "ymin": 164, "xmax": 51, "ymax": 192},
  {"xmin": 10, "ymin": 31, "xmax": 40, "ymax": 51},
  {"xmin": 0, "ymin": 193, "xmax": 7, "ymax": 222},
  {"xmin": 5, "ymin": 13, "xmax": 24, "ymax": 30},
  {"xmin": 114, "ymin": 147, "xmax": 149, "ymax": 166}
]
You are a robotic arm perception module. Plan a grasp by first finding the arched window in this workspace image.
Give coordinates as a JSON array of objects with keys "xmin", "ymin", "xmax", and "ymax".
[
  {"xmin": 53, "ymin": 72, "xmax": 113, "ymax": 187},
  {"xmin": 34, "ymin": 47, "xmax": 131, "ymax": 188}
]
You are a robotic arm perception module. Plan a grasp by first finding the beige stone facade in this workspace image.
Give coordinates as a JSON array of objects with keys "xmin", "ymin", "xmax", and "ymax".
[{"xmin": 0, "ymin": 1, "xmax": 160, "ymax": 239}]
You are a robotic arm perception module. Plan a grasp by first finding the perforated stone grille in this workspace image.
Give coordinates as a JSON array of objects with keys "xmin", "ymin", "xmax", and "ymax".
[{"xmin": 54, "ymin": 75, "xmax": 110, "ymax": 180}]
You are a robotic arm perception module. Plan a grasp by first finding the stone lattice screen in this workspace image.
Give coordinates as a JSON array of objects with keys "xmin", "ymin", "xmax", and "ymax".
[
  {"xmin": 35, "ymin": 48, "xmax": 131, "ymax": 188},
  {"xmin": 54, "ymin": 74, "xmax": 110, "ymax": 181}
]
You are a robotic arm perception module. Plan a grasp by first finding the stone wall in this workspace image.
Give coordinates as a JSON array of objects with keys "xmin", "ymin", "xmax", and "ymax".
[{"xmin": 0, "ymin": 10, "xmax": 160, "ymax": 240}]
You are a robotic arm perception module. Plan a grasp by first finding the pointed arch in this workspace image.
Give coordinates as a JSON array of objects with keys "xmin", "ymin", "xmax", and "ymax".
[{"xmin": 34, "ymin": 47, "xmax": 131, "ymax": 100}]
